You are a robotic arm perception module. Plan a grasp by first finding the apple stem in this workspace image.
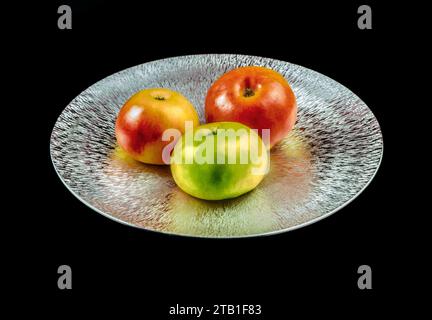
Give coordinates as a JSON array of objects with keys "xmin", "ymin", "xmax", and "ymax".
[{"xmin": 244, "ymin": 87, "xmax": 255, "ymax": 97}]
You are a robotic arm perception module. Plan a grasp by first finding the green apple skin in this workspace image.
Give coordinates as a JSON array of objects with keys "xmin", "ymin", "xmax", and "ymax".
[{"xmin": 170, "ymin": 122, "xmax": 268, "ymax": 200}]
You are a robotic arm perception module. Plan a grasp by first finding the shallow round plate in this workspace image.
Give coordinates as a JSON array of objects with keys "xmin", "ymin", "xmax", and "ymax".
[{"xmin": 50, "ymin": 54, "xmax": 383, "ymax": 238}]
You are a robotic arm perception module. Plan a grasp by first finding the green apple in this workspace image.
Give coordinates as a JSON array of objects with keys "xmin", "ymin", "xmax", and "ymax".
[{"xmin": 170, "ymin": 122, "xmax": 269, "ymax": 200}]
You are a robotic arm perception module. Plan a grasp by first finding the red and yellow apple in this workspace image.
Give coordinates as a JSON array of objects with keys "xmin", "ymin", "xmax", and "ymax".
[
  {"xmin": 115, "ymin": 88, "xmax": 199, "ymax": 164},
  {"xmin": 205, "ymin": 66, "xmax": 297, "ymax": 148}
]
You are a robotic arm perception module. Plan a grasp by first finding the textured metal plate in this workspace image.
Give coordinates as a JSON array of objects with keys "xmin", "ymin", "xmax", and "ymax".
[{"xmin": 50, "ymin": 54, "xmax": 383, "ymax": 237}]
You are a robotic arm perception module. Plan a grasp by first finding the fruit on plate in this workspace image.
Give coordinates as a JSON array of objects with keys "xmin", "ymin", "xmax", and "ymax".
[
  {"xmin": 170, "ymin": 122, "xmax": 269, "ymax": 200},
  {"xmin": 115, "ymin": 88, "xmax": 199, "ymax": 164},
  {"xmin": 205, "ymin": 66, "xmax": 297, "ymax": 148}
]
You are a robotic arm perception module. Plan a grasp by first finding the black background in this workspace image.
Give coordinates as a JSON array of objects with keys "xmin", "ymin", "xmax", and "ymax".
[{"xmin": 9, "ymin": 0, "xmax": 417, "ymax": 317}]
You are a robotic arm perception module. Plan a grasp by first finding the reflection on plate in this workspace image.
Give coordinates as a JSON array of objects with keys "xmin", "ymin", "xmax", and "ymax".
[{"xmin": 50, "ymin": 54, "xmax": 383, "ymax": 237}]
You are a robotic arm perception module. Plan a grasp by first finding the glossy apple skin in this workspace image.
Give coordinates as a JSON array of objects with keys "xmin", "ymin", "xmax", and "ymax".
[
  {"xmin": 205, "ymin": 66, "xmax": 297, "ymax": 148},
  {"xmin": 170, "ymin": 122, "xmax": 269, "ymax": 200},
  {"xmin": 115, "ymin": 88, "xmax": 199, "ymax": 164}
]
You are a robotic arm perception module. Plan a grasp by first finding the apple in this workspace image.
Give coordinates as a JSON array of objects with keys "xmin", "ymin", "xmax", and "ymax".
[
  {"xmin": 170, "ymin": 122, "xmax": 269, "ymax": 200},
  {"xmin": 115, "ymin": 88, "xmax": 199, "ymax": 164},
  {"xmin": 205, "ymin": 66, "xmax": 297, "ymax": 148}
]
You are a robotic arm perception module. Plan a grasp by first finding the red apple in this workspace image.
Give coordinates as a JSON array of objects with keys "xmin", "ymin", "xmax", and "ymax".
[
  {"xmin": 205, "ymin": 66, "xmax": 297, "ymax": 148},
  {"xmin": 115, "ymin": 88, "xmax": 200, "ymax": 164}
]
